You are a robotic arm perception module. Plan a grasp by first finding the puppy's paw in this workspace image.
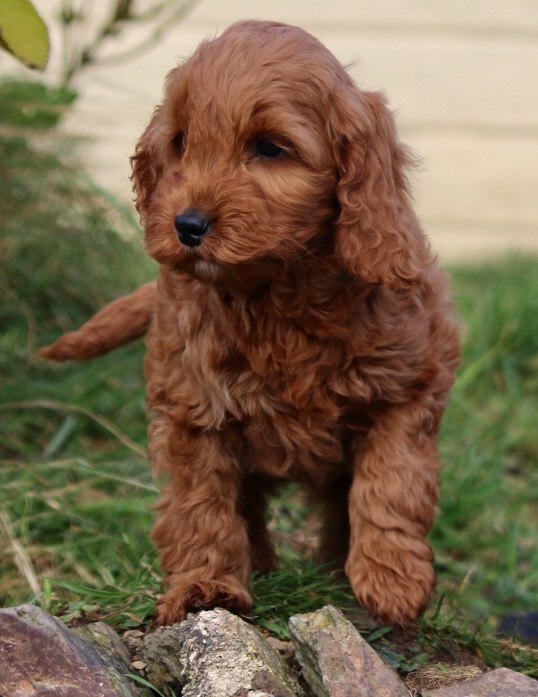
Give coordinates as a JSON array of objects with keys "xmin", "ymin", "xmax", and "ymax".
[
  {"xmin": 346, "ymin": 543, "xmax": 436, "ymax": 626},
  {"xmin": 155, "ymin": 577, "xmax": 253, "ymax": 625}
]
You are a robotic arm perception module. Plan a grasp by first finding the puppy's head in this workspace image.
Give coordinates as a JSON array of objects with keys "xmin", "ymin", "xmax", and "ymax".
[{"xmin": 132, "ymin": 21, "xmax": 429, "ymax": 288}]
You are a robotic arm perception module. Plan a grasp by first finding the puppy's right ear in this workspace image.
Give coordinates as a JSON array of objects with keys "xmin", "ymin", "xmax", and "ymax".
[
  {"xmin": 130, "ymin": 107, "xmax": 163, "ymax": 219},
  {"xmin": 329, "ymin": 86, "xmax": 429, "ymax": 289}
]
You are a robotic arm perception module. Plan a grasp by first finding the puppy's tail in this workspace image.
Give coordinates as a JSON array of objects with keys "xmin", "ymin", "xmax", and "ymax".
[{"xmin": 39, "ymin": 281, "xmax": 157, "ymax": 361}]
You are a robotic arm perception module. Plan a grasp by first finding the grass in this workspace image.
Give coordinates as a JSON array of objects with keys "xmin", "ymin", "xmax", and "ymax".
[
  {"xmin": 433, "ymin": 262, "xmax": 538, "ymax": 624},
  {"xmin": 0, "ymin": 78, "xmax": 156, "ymax": 618},
  {"xmin": 1, "ymin": 80, "xmax": 537, "ymax": 678}
]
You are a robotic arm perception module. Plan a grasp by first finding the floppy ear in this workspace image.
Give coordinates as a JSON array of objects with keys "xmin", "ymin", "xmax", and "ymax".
[
  {"xmin": 130, "ymin": 106, "xmax": 163, "ymax": 220},
  {"xmin": 331, "ymin": 87, "xmax": 431, "ymax": 288}
]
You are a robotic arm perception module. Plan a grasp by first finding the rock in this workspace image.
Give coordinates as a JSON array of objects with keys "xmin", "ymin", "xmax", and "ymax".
[
  {"xmin": 422, "ymin": 666, "xmax": 538, "ymax": 696},
  {"xmin": 2, "ymin": 603, "xmax": 535, "ymax": 697},
  {"xmin": 0, "ymin": 604, "xmax": 150, "ymax": 697},
  {"xmin": 289, "ymin": 605, "xmax": 410, "ymax": 697},
  {"xmin": 74, "ymin": 621, "xmax": 138, "ymax": 677},
  {"xmin": 141, "ymin": 607, "xmax": 305, "ymax": 696},
  {"xmin": 122, "ymin": 629, "xmax": 146, "ymax": 659},
  {"xmin": 498, "ymin": 611, "xmax": 538, "ymax": 645}
]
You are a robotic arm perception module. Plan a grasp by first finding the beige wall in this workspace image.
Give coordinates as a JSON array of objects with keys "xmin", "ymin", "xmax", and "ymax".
[{"xmin": 22, "ymin": 2, "xmax": 538, "ymax": 260}]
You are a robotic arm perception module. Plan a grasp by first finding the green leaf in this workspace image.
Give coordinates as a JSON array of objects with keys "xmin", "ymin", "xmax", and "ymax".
[
  {"xmin": 124, "ymin": 674, "xmax": 168, "ymax": 697},
  {"xmin": 0, "ymin": 0, "xmax": 50, "ymax": 70}
]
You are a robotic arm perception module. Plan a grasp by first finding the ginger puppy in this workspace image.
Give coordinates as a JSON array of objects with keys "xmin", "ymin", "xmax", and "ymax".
[{"xmin": 42, "ymin": 21, "xmax": 459, "ymax": 626}]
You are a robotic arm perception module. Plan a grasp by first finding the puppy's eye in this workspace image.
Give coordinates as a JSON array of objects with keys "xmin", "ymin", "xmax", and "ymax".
[
  {"xmin": 255, "ymin": 140, "xmax": 284, "ymax": 159},
  {"xmin": 171, "ymin": 132, "xmax": 185, "ymax": 155}
]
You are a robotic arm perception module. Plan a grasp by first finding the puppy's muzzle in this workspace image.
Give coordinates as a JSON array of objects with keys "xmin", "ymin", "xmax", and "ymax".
[{"xmin": 175, "ymin": 210, "xmax": 211, "ymax": 248}]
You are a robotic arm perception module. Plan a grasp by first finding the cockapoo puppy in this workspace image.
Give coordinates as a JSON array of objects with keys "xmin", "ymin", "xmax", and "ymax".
[{"xmin": 41, "ymin": 20, "xmax": 460, "ymax": 626}]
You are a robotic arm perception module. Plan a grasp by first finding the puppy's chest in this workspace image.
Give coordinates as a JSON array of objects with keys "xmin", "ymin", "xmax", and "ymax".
[
  {"xmin": 192, "ymin": 328, "xmax": 343, "ymax": 418},
  {"xmin": 190, "ymin": 330, "xmax": 351, "ymax": 476}
]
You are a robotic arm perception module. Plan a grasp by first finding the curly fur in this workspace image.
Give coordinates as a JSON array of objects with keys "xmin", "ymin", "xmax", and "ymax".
[{"xmin": 41, "ymin": 20, "xmax": 460, "ymax": 626}]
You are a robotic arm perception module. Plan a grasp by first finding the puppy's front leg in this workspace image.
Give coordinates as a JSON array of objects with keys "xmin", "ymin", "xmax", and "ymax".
[
  {"xmin": 151, "ymin": 426, "xmax": 252, "ymax": 625},
  {"xmin": 345, "ymin": 401, "xmax": 441, "ymax": 625}
]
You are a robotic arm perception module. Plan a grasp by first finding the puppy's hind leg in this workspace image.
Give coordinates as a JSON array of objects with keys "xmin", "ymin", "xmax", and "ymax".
[
  {"xmin": 239, "ymin": 474, "xmax": 279, "ymax": 575},
  {"xmin": 39, "ymin": 281, "xmax": 156, "ymax": 361},
  {"xmin": 316, "ymin": 473, "xmax": 352, "ymax": 570}
]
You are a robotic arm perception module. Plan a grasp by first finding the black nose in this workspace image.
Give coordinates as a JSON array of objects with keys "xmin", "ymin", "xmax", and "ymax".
[{"xmin": 175, "ymin": 210, "xmax": 210, "ymax": 248}]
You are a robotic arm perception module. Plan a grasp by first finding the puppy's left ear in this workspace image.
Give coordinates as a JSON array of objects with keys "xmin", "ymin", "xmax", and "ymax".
[
  {"xmin": 331, "ymin": 88, "xmax": 431, "ymax": 288},
  {"xmin": 130, "ymin": 106, "xmax": 163, "ymax": 220}
]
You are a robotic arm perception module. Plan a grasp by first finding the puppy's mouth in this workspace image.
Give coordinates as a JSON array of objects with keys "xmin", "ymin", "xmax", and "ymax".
[
  {"xmin": 169, "ymin": 210, "xmax": 286, "ymax": 289},
  {"xmin": 191, "ymin": 258, "xmax": 220, "ymax": 282},
  {"xmin": 168, "ymin": 207, "xmax": 218, "ymax": 280}
]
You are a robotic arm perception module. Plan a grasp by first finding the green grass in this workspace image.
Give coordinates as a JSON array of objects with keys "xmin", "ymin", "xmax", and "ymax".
[
  {"xmin": 0, "ymin": 79, "xmax": 156, "ymax": 617},
  {"xmin": 1, "ymin": 80, "xmax": 537, "ymax": 677},
  {"xmin": 433, "ymin": 262, "xmax": 538, "ymax": 626}
]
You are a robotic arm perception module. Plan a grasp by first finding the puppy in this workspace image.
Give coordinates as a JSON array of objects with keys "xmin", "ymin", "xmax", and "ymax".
[{"xmin": 41, "ymin": 20, "xmax": 460, "ymax": 626}]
